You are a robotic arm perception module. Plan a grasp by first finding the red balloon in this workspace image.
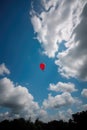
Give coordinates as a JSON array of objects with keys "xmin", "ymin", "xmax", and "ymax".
[{"xmin": 40, "ymin": 63, "xmax": 46, "ymax": 70}]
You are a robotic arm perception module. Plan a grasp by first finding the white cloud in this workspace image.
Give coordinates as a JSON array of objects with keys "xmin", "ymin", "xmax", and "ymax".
[
  {"xmin": 37, "ymin": 109, "xmax": 48, "ymax": 122},
  {"xmin": 0, "ymin": 111, "xmax": 21, "ymax": 121},
  {"xmin": 81, "ymin": 104, "xmax": 87, "ymax": 111},
  {"xmin": 0, "ymin": 112, "xmax": 10, "ymax": 121},
  {"xmin": 0, "ymin": 77, "xmax": 81, "ymax": 122},
  {"xmin": 31, "ymin": 0, "xmax": 87, "ymax": 81},
  {"xmin": 40, "ymin": 108, "xmax": 73, "ymax": 122},
  {"xmin": 42, "ymin": 0, "xmax": 58, "ymax": 11},
  {"xmin": 0, "ymin": 77, "xmax": 39, "ymax": 121},
  {"xmin": 31, "ymin": 0, "xmax": 86, "ymax": 58},
  {"xmin": 57, "ymin": 109, "xmax": 73, "ymax": 121},
  {"xmin": 55, "ymin": 2, "xmax": 87, "ymax": 81},
  {"xmin": 81, "ymin": 89, "xmax": 87, "ymax": 97},
  {"xmin": 43, "ymin": 92, "xmax": 77, "ymax": 109},
  {"xmin": 49, "ymin": 82, "xmax": 77, "ymax": 93},
  {"xmin": 31, "ymin": 15, "xmax": 42, "ymax": 33},
  {"xmin": 0, "ymin": 63, "xmax": 10, "ymax": 75}
]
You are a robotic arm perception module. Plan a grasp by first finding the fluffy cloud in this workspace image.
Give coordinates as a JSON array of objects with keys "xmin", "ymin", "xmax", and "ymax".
[
  {"xmin": 55, "ymin": 2, "xmax": 87, "ymax": 80},
  {"xmin": 0, "ymin": 112, "xmax": 10, "ymax": 121},
  {"xmin": 49, "ymin": 82, "xmax": 77, "ymax": 93},
  {"xmin": 31, "ymin": 0, "xmax": 87, "ymax": 81},
  {"xmin": 43, "ymin": 92, "xmax": 78, "ymax": 109},
  {"xmin": 0, "ymin": 112, "xmax": 20, "ymax": 121},
  {"xmin": 81, "ymin": 104, "xmax": 87, "ymax": 111},
  {"xmin": 40, "ymin": 108, "xmax": 73, "ymax": 122},
  {"xmin": 56, "ymin": 109, "xmax": 73, "ymax": 121},
  {"xmin": 81, "ymin": 89, "xmax": 87, "ymax": 97},
  {"xmin": 0, "ymin": 65, "xmax": 79, "ymax": 122},
  {"xmin": 0, "ymin": 77, "xmax": 39, "ymax": 121},
  {"xmin": 31, "ymin": 0, "xmax": 86, "ymax": 58},
  {"xmin": 0, "ymin": 63, "xmax": 10, "ymax": 75}
]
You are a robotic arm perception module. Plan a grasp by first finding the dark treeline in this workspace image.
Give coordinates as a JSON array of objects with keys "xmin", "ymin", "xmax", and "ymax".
[{"xmin": 0, "ymin": 110, "xmax": 87, "ymax": 130}]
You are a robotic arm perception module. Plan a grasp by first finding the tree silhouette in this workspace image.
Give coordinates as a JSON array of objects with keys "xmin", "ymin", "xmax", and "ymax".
[{"xmin": 0, "ymin": 110, "xmax": 87, "ymax": 130}]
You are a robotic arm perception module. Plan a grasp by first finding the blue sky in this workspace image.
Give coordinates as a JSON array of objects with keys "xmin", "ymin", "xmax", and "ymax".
[{"xmin": 0, "ymin": 0, "xmax": 87, "ymax": 122}]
